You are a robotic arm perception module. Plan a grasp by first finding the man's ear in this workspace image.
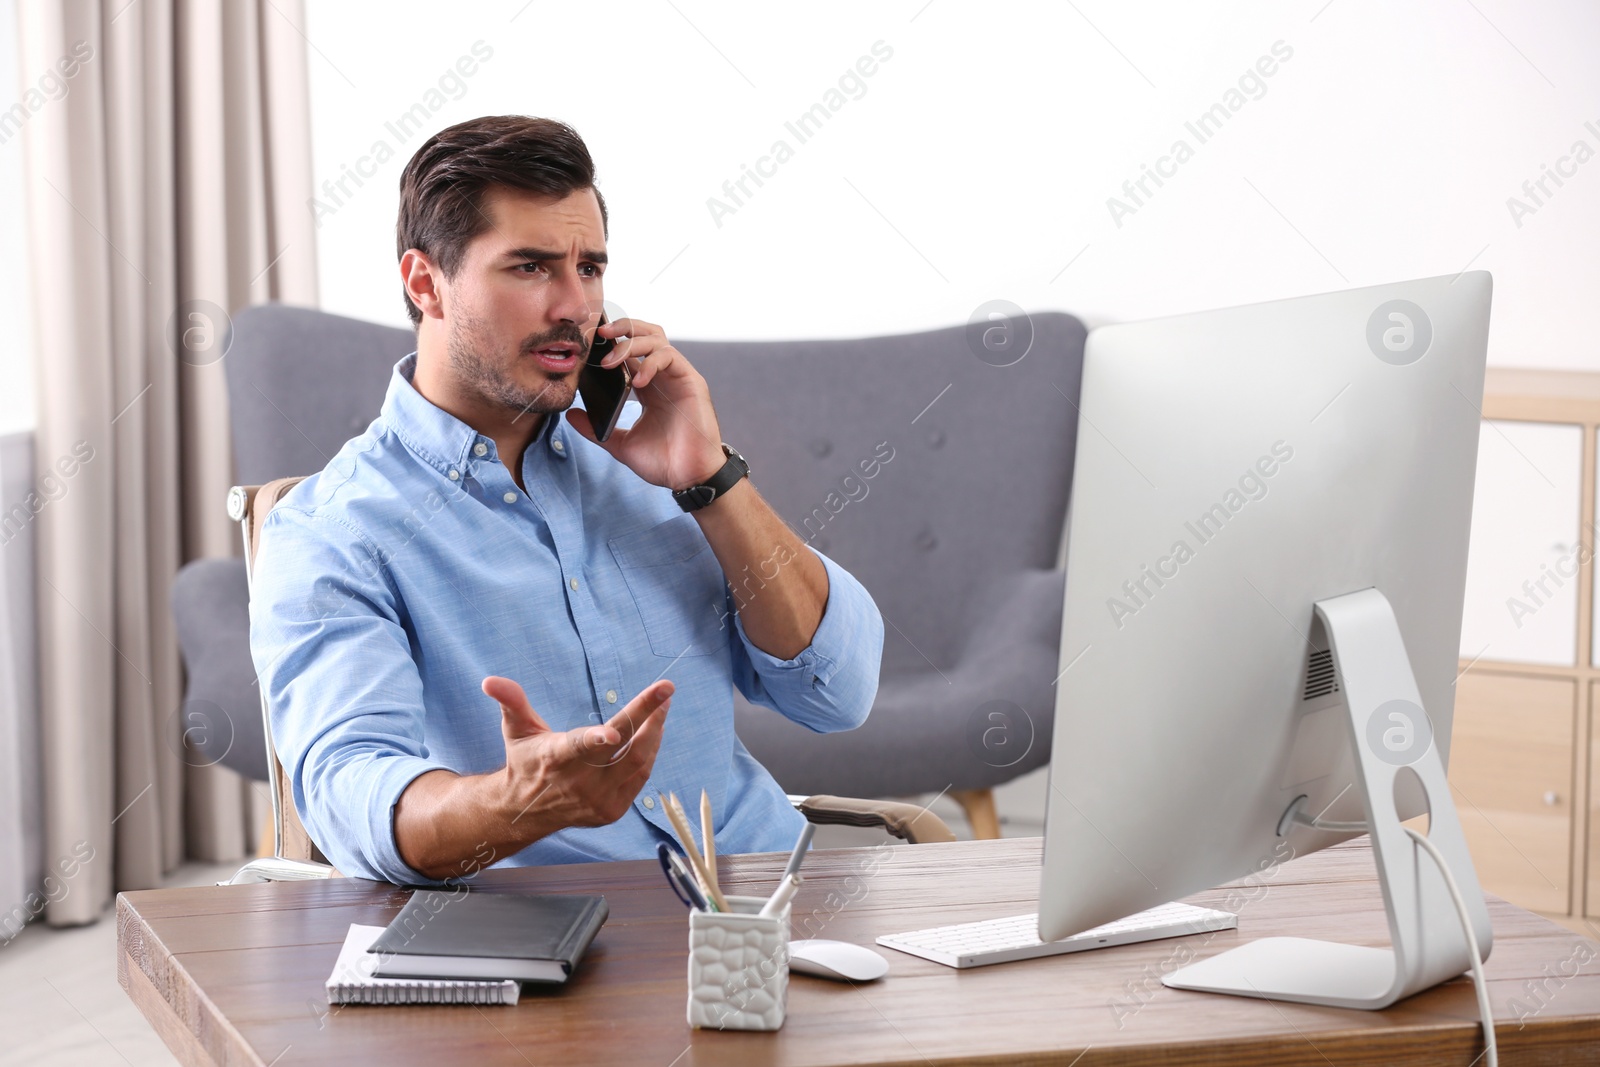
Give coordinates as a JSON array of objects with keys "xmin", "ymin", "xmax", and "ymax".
[{"xmin": 400, "ymin": 249, "xmax": 446, "ymax": 321}]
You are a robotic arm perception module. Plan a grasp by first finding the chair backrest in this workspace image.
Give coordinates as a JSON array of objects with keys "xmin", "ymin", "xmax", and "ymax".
[{"xmin": 229, "ymin": 476, "xmax": 324, "ymax": 864}]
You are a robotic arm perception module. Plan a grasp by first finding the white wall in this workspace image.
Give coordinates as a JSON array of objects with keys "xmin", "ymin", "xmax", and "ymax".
[
  {"xmin": 0, "ymin": 0, "xmax": 38, "ymax": 433},
  {"xmin": 303, "ymin": 0, "xmax": 1600, "ymax": 368}
]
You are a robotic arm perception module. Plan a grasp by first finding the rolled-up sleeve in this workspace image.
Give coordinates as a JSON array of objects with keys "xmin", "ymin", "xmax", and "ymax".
[
  {"xmin": 729, "ymin": 547, "xmax": 884, "ymax": 732},
  {"xmin": 249, "ymin": 506, "xmax": 449, "ymax": 885}
]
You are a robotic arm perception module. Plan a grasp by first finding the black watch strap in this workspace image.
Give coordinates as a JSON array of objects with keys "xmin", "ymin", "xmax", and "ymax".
[{"xmin": 673, "ymin": 444, "xmax": 749, "ymax": 512}]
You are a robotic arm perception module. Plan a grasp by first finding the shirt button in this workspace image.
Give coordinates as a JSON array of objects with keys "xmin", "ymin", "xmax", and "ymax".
[
  {"xmin": 552, "ymin": 438, "xmax": 565, "ymax": 454},
  {"xmin": 503, "ymin": 491, "xmax": 517, "ymax": 504},
  {"xmin": 569, "ymin": 577, "xmax": 579, "ymax": 591},
  {"xmin": 448, "ymin": 469, "xmax": 460, "ymax": 481},
  {"xmin": 474, "ymin": 442, "xmax": 488, "ymax": 457},
  {"xmin": 643, "ymin": 796, "xmax": 656, "ymax": 810},
  {"xmin": 605, "ymin": 689, "xmax": 618, "ymax": 704}
]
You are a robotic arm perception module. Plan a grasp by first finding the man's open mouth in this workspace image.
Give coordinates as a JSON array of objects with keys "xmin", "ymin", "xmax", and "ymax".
[{"xmin": 529, "ymin": 343, "xmax": 580, "ymax": 369}]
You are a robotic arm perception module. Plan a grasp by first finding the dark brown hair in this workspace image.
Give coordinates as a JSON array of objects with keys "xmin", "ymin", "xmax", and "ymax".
[{"xmin": 396, "ymin": 115, "xmax": 608, "ymax": 326}]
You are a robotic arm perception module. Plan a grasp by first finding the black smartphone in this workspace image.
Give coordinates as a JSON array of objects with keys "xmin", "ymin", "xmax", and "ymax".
[{"xmin": 578, "ymin": 313, "xmax": 632, "ymax": 443}]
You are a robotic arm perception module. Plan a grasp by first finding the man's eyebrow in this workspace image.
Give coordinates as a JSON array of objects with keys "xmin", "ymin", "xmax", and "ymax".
[{"xmin": 502, "ymin": 246, "xmax": 608, "ymax": 265}]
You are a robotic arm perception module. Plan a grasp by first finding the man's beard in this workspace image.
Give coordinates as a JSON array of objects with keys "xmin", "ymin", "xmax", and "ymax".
[{"xmin": 446, "ymin": 310, "xmax": 587, "ymax": 417}]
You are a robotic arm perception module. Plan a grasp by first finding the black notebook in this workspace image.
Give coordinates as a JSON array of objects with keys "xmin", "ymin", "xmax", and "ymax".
[{"xmin": 368, "ymin": 890, "xmax": 608, "ymax": 983}]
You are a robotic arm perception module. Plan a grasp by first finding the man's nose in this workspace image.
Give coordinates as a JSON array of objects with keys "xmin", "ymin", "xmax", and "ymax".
[{"xmin": 548, "ymin": 268, "xmax": 590, "ymax": 326}]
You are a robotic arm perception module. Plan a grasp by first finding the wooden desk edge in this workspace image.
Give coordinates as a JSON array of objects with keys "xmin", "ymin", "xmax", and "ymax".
[{"xmin": 118, "ymin": 893, "xmax": 267, "ymax": 1067}]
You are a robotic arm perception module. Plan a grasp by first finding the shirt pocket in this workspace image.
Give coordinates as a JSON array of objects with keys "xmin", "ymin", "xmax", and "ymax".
[{"xmin": 608, "ymin": 514, "xmax": 730, "ymax": 658}]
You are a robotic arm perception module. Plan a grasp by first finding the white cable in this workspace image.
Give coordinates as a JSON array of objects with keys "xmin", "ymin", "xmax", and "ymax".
[
  {"xmin": 1303, "ymin": 809, "xmax": 1496, "ymax": 1065},
  {"xmin": 1297, "ymin": 804, "xmax": 1495, "ymax": 1062},
  {"xmin": 1404, "ymin": 826, "xmax": 1496, "ymax": 1067}
]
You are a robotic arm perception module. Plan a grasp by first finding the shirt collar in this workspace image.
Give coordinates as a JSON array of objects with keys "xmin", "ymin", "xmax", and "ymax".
[{"xmin": 380, "ymin": 353, "xmax": 560, "ymax": 479}]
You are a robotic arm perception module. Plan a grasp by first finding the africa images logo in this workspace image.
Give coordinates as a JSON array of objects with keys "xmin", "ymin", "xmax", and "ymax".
[
  {"xmin": 1366, "ymin": 299, "xmax": 1432, "ymax": 366},
  {"xmin": 1364, "ymin": 699, "xmax": 1433, "ymax": 767}
]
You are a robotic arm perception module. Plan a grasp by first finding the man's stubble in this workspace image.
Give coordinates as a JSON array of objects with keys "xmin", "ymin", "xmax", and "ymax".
[{"xmin": 445, "ymin": 304, "xmax": 586, "ymax": 419}]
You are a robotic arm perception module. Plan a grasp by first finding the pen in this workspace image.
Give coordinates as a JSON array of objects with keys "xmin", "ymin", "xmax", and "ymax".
[
  {"xmin": 668, "ymin": 849, "xmax": 709, "ymax": 910},
  {"xmin": 657, "ymin": 841, "xmax": 708, "ymax": 911},
  {"xmin": 759, "ymin": 874, "xmax": 802, "ymax": 919},
  {"xmin": 782, "ymin": 822, "xmax": 816, "ymax": 882}
]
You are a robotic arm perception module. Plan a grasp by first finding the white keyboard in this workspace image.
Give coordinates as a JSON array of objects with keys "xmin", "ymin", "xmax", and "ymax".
[{"xmin": 877, "ymin": 901, "xmax": 1237, "ymax": 969}]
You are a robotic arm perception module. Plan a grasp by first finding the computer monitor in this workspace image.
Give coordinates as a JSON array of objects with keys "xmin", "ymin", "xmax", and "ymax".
[{"xmin": 1038, "ymin": 272, "xmax": 1495, "ymax": 1011}]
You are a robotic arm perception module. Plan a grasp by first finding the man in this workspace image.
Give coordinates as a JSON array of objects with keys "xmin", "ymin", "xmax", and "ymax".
[{"xmin": 249, "ymin": 115, "xmax": 884, "ymax": 884}]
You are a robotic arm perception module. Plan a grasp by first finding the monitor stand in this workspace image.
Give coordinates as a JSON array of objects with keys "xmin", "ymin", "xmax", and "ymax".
[{"xmin": 1163, "ymin": 587, "xmax": 1492, "ymax": 1010}]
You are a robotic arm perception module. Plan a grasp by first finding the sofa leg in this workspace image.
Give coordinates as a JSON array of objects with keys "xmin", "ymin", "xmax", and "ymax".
[{"xmin": 952, "ymin": 788, "xmax": 1002, "ymax": 840}]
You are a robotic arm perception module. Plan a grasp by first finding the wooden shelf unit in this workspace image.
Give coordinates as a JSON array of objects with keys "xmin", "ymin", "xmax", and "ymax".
[{"xmin": 1456, "ymin": 369, "xmax": 1600, "ymax": 923}]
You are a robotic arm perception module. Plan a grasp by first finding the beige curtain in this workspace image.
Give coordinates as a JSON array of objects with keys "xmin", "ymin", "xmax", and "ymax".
[{"xmin": 18, "ymin": 0, "xmax": 318, "ymax": 925}]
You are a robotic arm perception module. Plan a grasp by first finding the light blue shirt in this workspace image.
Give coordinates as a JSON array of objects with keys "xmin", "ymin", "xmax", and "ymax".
[{"xmin": 249, "ymin": 354, "xmax": 883, "ymax": 884}]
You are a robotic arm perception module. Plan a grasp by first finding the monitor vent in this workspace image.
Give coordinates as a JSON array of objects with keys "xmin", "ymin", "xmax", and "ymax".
[{"xmin": 1304, "ymin": 649, "xmax": 1339, "ymax": 701}]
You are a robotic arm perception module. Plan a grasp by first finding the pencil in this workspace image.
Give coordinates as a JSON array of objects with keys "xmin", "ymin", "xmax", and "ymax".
[
  {"xmin": 700, "ymin": 789, "xmax": 721, "ymax": 904},
  {"xmin": 665, "ymin": 792, "xmax": 730, "ymax": 912},
  {"xmin": 662, "ymin": 794, "xmax": 710, "ymax": 899}
]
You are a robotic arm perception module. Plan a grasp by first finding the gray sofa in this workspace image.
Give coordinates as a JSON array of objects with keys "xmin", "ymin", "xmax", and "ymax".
[{"xmin": 172, "ymin": 304, "xmax": 1084, "ymax": 829}]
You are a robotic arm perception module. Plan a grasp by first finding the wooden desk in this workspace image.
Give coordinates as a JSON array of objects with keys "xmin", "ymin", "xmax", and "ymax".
[{"xmin": 118, "ymin": 838, "xmax": 1600, "ymax": 1065}]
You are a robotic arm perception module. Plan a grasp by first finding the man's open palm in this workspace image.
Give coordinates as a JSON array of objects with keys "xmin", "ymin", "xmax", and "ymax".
[{"xmin": 482, "ymin": 675, "xmax": 674, "ymax": 831}]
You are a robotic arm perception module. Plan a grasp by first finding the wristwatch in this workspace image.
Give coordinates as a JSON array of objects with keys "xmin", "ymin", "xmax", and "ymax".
[{"xmin": 673, "ymin": 443, "xmax": 750, "ymax": 512}]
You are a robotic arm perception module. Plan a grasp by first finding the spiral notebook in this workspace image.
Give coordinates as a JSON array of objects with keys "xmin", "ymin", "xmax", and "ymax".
[{"xmin": 326, "ymin": 924, "xmax": 520, "ymax": 1005}]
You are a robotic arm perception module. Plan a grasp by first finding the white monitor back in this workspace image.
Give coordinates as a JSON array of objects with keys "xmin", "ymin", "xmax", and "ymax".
[{"xmin": 1038, "ymin": 272, "xmax": 1491, "ymax": 942}]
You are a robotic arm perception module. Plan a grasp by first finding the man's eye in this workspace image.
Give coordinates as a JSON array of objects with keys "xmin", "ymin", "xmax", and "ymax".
[
  {"xmin": 579, "ymin": 264, "xmax": 601, "ymax": 277},
  {"xmin": 517, "ymin": 262, "xmax": 545, "ymax": 274}
]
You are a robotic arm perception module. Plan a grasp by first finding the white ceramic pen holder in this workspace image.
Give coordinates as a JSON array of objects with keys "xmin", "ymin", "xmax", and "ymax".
[{"xmin": 687, "ymin": 895, "xmax": 790, "ymax": 1031}]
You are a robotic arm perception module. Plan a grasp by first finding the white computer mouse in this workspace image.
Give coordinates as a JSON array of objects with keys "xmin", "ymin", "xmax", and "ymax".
[{"xmin": 787, "ymin": 939, "xmax": 890, "ymax": 982}]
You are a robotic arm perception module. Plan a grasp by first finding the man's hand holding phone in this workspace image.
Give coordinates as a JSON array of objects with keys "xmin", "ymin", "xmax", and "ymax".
[
  {"xmin": 566, "ymin": 311, "xmax": 830, "ymax": 664},
  {"xmin": 567, "ymin": 316, "xmax": 728, "ymax": 492}
]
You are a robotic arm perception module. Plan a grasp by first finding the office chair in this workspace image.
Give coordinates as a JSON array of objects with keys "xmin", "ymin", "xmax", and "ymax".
[{"xmin": 218, "ymin": 478, "xmax": 337, "ymax": 883}]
